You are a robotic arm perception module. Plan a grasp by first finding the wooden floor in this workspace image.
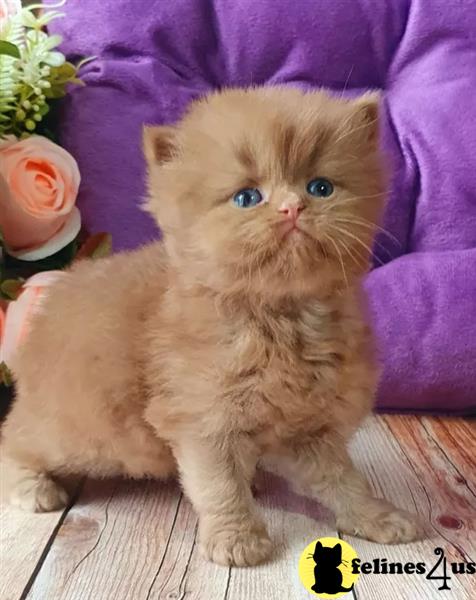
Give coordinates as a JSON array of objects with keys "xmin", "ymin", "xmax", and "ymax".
[{"xmin": 1, "ymin": 414, "xmax": 475, "ymax": 600}]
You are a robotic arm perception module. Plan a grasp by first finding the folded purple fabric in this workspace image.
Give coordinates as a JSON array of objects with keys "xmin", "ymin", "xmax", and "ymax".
[{"xmin": 48, "ymin": 0, "xmax": 476, "ymax": 413}]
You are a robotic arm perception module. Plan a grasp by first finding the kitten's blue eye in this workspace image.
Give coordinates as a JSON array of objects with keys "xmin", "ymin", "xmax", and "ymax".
[
  {"xmin": 233, "ymin": 188, "xmax": 263, "ymax": 208},
  {"xmin": 306, "ymin": 178, "xmax": 334, "ymax": 198}
]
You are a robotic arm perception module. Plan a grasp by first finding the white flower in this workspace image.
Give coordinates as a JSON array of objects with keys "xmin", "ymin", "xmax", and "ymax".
[{"xmin": 0, "ymin": 0, "xmax": 21, "ymax": 28}]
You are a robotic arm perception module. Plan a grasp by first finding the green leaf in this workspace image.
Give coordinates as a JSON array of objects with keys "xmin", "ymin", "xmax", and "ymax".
[
  {"xmin": 38, "ymin": 103, "xmax": 50, "ymax": 117},
  {"xmin": 1, "ymin": 279, "xmax": 23, "ymax": 300},
  {"xmin": 0, "ymin": 104, "xmax": 18, "ymax": 112},
  {"xmin": 55, "ymin": 62, "xmax": 77, "ymax": 79},
  {"xmin": 43, "ymin": 85, "xmax": 66, "ymax": 99},
  {"xmin": 76, "ymin": 233, "xmax": 112, "ymax": 260},
  {"xmin": 0, "ymin": 41, "xmax": 21, "ymax": 59},
  {"xmin": 0, "ymin": 362, "xmax": 13, "ymax": 387}
]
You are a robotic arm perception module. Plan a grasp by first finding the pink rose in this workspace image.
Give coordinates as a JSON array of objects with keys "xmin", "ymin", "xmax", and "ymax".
[
  {"xmin": 0, "ymin": 271, "xmax": 66, "ymax": 367},
  {"xmin": 0, "ymin": 0, "xmax": 21, "ymax": 27},
  {"xmin": 0, "ymin": 135, "xmax": 81, "ymax": 255}
]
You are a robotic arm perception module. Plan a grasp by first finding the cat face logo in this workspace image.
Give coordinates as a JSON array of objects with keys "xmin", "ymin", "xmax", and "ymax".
[{"xmin": 298, "ymin": 536, "xmax": 360, "ymax": 598}]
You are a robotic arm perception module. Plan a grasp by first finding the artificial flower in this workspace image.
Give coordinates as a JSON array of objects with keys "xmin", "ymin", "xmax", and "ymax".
[
  {"xmin": 0, "ymin": 135, "xmax": 81, "ymax": 255},
  {"xmin": 0, "ymin": 270, "xmax": 65, "ymax": 366},
  {"xmin": 0, "ymin": 0, "xmax": 21, "ymax": 29}
]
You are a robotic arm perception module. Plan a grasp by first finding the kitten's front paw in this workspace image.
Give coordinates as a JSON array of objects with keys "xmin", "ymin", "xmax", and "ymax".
[
  {"xmin": 337, "ymin": 503, "xmax": 422, "ymax": 544},
  {"xmin": 10, "ymin": 474, "xmax": 69, "ymax": 513},
  {"xmin": 200, "ymin": 522, "xmax": 273, "ymax": 566}
]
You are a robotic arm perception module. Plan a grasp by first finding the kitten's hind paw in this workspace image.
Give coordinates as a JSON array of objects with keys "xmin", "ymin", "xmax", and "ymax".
[{"xmin": 10, "ymin": 473, "xmax": 69, "ymax": 513}]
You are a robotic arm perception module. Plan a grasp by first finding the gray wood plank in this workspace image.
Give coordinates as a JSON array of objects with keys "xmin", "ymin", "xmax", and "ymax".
[
  {"xmin": 27, "ymin": 479, "xmax": 183, "ymax": 600},
  {"xmin": 142, "ymin": 494, "xmax": 230, "ymax": 600},
  {"xmin": 0, "ymin": 475, "xmax": 80, "ymax": 600},
  {"xmin": 2, "ymin": 414, "xmax": 473, "ymax": 600},
  {"xmin": 344, "ymin": 415, "xmax": 476, "ymax": 600},
  {"xmin": 0, "ymin": 501, "xmax": 68, "ymax": 600}
]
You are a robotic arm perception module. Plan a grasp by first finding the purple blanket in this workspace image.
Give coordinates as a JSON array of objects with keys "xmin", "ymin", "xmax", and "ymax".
[{"xmin": 49, "ymin": 0, "xmax": 476, "ymax": 413}]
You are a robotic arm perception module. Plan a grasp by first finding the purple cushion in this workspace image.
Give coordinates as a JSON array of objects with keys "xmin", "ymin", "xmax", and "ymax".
[{"xmin": 48, "ymin": 0, "xmax": 476, "ymax": 413}]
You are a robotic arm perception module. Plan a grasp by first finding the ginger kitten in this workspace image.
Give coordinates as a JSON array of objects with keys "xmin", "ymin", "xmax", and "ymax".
[{"xmin": 1, "ymin": 87, "xmax": 420, "ymax": 566}]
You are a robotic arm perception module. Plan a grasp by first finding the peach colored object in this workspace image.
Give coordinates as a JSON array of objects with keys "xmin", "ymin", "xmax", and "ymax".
[
  {"xmin": 0, "ymin": 136, "xmax": 80, "ymax": 253},
  {"xmin": 0, "ymin": 0, "xmax": 21, "ymax": 28},
  {"xmin": 0, "ymin": 271, "xmax": 66, "ymax": 366},
  {"xmin": 1, "ymin": 89, "xmax": 419, "ymax": 555}
]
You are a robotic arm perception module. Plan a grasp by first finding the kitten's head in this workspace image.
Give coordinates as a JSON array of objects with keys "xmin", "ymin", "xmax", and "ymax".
[{"xmin": 144, "ymin": 87, "xmax": 386, "ymax": 301}]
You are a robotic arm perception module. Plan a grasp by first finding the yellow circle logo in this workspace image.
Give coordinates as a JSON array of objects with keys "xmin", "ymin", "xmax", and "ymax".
[{"xmin": 298, "ymin": 537, "xmax": 360, "ymax": 598}]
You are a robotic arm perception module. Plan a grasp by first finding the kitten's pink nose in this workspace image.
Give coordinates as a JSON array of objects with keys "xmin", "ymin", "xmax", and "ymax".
[{"xmin": 278, "ymin": 200, "xmax": 304, "ymax": 221}]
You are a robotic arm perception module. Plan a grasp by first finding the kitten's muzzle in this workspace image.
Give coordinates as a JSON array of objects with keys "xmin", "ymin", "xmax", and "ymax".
[
  {"xmin": 278, "ymin": 199, "xmax": 305, "ymax": 222},
  {"xmin": 277, "ymin": 198, "xmax": 306, "ymax": 237}
]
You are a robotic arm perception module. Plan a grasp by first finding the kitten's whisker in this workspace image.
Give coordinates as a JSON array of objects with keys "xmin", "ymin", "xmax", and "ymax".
[
  {"xmin": 327, "ymin": 192, "xmax": 388, "ymax": 207},
  {"xmin": 254, "ymin": 252, "xmax": 264, "ymax": 296},
  {"xmin": 335, "ymin": 214, "xmax": 401, "ymax": 247},
  {"xmin": 330, "ymin": 224, "xmax": 379, "ymax": 261},
  {"xmin": 335, "ymin": 236, "xmax": 368, "ymax": 271},
  {"xmin": 334, "ymin": 218, "xmax": 395, "ymax": 258},
  {"xmin": 240, "ymin": 242, "xmax": 255, "ymax": 297},
  {"xmin": 320, "ymin": 240, "xmax": 330, "ymax": 267},
  {"xmin": 325, "ymin": 234, "xmax": 349, "ymax": 289},
  {"xmin": 334, "ymin": 118, "xmax": 379, "ymax": 144},
  {"xmin": 328, "ymin": 224, "xmax": 385, "ymax": 266},
  {"xmin": 340, "ymin": 65, "xmax": 354, "ymax": 99},
  {"xmin": 334, "ymin": 109, "xmax": 360, "ymax": 141},
  {"xmin": 320, "ymin": 195, "xmax": 388, "ymax": 218}
]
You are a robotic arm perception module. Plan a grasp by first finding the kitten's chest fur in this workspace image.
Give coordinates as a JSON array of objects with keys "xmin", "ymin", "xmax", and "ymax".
[
  {"xmin": 150, "ymin": 288, "xmax": 374, "ymax": 445},
  {"xmin": 220, "ymin": 302, "xmax": 356, "ymax": 441}
]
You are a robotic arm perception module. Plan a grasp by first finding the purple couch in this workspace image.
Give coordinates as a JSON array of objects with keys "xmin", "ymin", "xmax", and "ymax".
[{"xmin": 49, "ymin": 0, "xmax": 476, "ymax": 414}]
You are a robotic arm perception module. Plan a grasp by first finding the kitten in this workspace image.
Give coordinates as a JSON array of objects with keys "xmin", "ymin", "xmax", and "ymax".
[{"xmin": 1, "ymin": 87, "xmax": 420, "ymax": 566}]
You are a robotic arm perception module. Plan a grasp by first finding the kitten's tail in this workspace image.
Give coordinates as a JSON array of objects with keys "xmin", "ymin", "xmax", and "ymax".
[{"xmin": 340, "ymin": 584, "xmax": 354, "ymax": 592}]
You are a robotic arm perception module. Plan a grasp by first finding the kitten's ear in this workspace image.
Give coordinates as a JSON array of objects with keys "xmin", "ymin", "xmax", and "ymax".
[
  {"xmin": 143, "ymin": 125, "xmax": 177, "ymax": 166},
  {"xmin": 349, "ymin": 91, "xmax": 380, "ymax": 144},
  {"xmin": 333, "ymin": 544, "xmax": 342, "ymax": 559},
  {"xmin": 316, "ymin": 542, "xmax": 323, "ymax": 549}
]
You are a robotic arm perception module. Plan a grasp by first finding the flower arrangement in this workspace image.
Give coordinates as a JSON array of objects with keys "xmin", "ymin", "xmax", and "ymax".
[
  {"xmin": 0, "ymin": 0, "xmax": 89, "ymax": 138},
  {"xmin": 0, "ymin": 1, "xmax": 111, "ymax": 391}
]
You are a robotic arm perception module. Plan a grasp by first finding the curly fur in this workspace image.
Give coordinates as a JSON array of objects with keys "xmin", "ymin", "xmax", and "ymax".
[{"xmin": 1, "ymin": 87, "xmax": 420, "ymax": 565}]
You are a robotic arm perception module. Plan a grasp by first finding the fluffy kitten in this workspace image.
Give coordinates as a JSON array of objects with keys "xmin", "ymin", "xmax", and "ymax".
[{"xmin": 1, "ymin": 87, "xmax": 420, "ymax": 566}]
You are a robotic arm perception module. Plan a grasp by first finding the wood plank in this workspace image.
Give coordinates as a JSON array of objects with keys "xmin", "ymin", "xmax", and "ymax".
[
  {"xmin": 3, "ymin": 414, "xmax": 474, "ymax": 600},
  {"xmin": 16, "ymin": 473, "xmax": 343, "ymax": 600},
  {"xmin": 26, "ymin": 477, "xmax": 229, "ymax": 600},
  {"xmin": 342, "ymin": 415, "xmax": 476, "ymax": 600},
  {"xmin": 0, "ymin": 503, "xmax": 67, "ymax": 600},
  {"xmin": 0, "ymin": 481, "xmax": 78, "ymax": 600},
  {"xmin": 139, "ymin": 495, "xmax": 230, "ymax": 599},
  {"xmin": 27, "ymin": 478, "xmax": 185, "ymax": 600},
  {"xmin": 421, "ymin": 416, "xmax": 476, "ymax": 499}
]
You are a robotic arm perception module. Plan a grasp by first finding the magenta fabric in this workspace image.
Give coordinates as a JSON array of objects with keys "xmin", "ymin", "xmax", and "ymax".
[{"xmin": 48, "ymin": 0, "xmax": 476, "ymax": 413}]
